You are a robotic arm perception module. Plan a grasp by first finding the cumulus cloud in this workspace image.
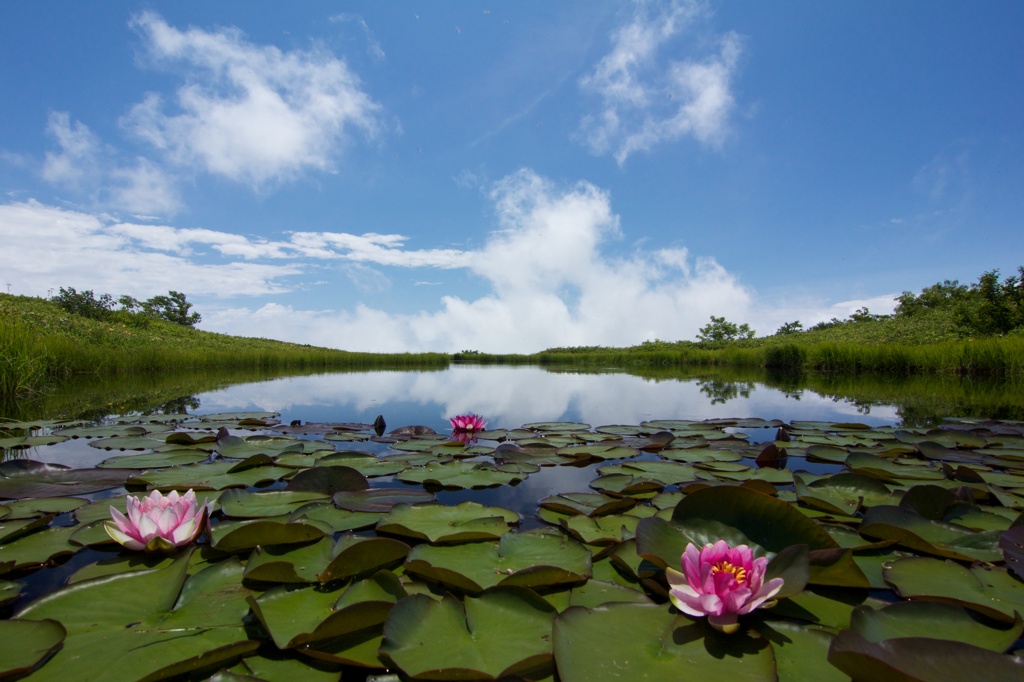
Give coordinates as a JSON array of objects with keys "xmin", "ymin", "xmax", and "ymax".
[
  {"xmin": 5, "ymin": 168, "xmax": 881, "ymax": 354},
  {"xmin": 123, "ymin": 11, "xmax": 381, "ymax": 186},
  {"xmin": 201, "ymin": 169, "xmax": 756, "ymax": 353},
  {"xmin": 578, "ymin": 0, "xmax": 742, "ymax": 163}
]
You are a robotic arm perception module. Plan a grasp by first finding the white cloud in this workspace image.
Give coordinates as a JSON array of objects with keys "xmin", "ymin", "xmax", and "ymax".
[
  {"xmin": 41, "ymin": 112, "xmax": 180, "ymax": 216},
  {"xmin": 203, "ymin": 168, "xmax": 756, "ymax": 353},
  {"xmin": 41, "ymin": 112, "xmax": 101, "ymax": 186},
  {"xmin": 4, "ymin": 169, "xmax": 881, "ymax": 354},
  {"xmin": 123, "ymin": 11, "xmax": 382, "ymax": 187},
  {"xmin": 577, "ymin": 0, "xmax": 742, "ymax": 163},
  {"xmin": 0, "ymin": 200, "xmax": 298, "ymax": 298}
]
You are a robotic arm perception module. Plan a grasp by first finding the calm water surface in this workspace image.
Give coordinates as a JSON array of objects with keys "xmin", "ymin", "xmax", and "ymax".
[{"xmin": 30, "ymin": 365, "xmax": 900, "ymax": 470}]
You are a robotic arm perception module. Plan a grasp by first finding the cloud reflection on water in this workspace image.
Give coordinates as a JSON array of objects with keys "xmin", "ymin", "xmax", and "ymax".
[{"xmin": 195, "ymin": 366, "xmax": 900, "ymax": 432}]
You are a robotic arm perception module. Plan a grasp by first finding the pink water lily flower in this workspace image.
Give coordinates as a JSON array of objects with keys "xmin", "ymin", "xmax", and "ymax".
[
  {"xmin": 666, "ymin": 540, "xmax": 784, "ymax": 633},
  {"xmin": 449, "ymin": 413, "xmax": 487, "ymax": 433},
  {"xmin": 104, "ymin": 489, "xmax": 209, "ymax": 553}
]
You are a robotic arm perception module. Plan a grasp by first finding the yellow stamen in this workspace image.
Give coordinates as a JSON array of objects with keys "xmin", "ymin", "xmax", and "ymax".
[{"xmin": 712, "ymin": 560, "xmax": 747, "ymax": 583}]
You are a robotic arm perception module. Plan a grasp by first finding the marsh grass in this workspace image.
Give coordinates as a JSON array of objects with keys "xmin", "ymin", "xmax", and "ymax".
[
  {"xmin": 5, "ymin": 292, "xmax": 1023, "ymax": 404},
  {"xmin": 458, "ymin": 336, "xmax": 1024, "ymax": 379},
  {"xmin": 0, "ymin": 294, "xmax": 447, "ymax": 399}
]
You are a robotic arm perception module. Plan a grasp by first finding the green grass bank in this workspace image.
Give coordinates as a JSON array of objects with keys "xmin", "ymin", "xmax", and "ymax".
[
  {"xmin": 0, "ymin": 294, "xmax": 447, "ymax": 398},
  {"xmin": 4, "ymin": 291, "xmax": 1023, "ymax": 403}
]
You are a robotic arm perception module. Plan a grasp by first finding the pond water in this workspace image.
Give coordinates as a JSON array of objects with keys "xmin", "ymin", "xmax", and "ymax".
[
  {"xmin": 3, "ymin": 365, "xmax": 1024, "ymax": 680},
  {"xmin": 22, "ymin": 365, "xmax": 904, "ymax": 470}
]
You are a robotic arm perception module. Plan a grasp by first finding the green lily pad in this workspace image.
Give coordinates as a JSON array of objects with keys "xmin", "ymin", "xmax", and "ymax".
[
  {"xmin": 553, "ymin": 602, "xmax": 776, "ymax": 681},
  {"xmin": 859, "ymin": 505, "xmax": 1003, "ymax": 562},
  {"xmin": 396, "ymin": 460, "xmax": 527, "ymax": 489},
  {"xmin": 538, "ymin": 492, "xmax": 637, "ymax": 517},
  {"xmin": 641, "ymin": 484, "xmax": 838, "ymax": 568},
  {"xmin": 97, "ymin": 449, "xmax": 210, "ymax": 469},
  {"xmin": 16, "ymin": 553, "xmax": 259, "ymax": 680},
  {"xmin": 376, "ymin": 501, "xmax": 519, "ymax": 544},
  {"xmin": 560, "ymin": 513, "xmax": 641, "ymax": 547},
  {"xmin": 381, "ymin": 588, "xmax": 557, "ymax": 680},
  {"xmin": 217, "ymin": 489, "xmax": 328, "ymax": 518},
  {"xmin": 1, "ymin": 496, "xmax": 88, "ymax": 518},
  {"xmin": 659, "ymin": 446, "xmax": 744, "ymax": 463},
  {"xmin": 126, "ymin": 460, "xmax": 294, "ymax": 491},
  {"xmin": 315, "ymin": 450, "xmax": 407, "ymax": 477},
  {"xmin": 0, "ymin": 461, "xmax": 130, "ymax": 499},
  {"xmin": 0, "ymin": 434, "xmax": 69, "ymax": 450},
  {"xmin": 209, "ymin": 518, "xmax": 328, "ymax": 553},
  {"xmin": 849, "ymin": 600, "xmax": 1024, "ymax": 652},
  {"xmin": 828, "ymin": 628, "xmax": 1024, "ymax": 681},
  {"xmin": 55, "ymin": 423, "xmax": 171, "ymax": 439},
  {"xmin": 846, "ymin": 452, "xmax": 946, "ymax": 482},
  {"xmin": 597, "ymin": 460, "xmax": 697, "ymax": 485},
  {"xmin": 333, "ymin": 488, "xmax": 434, "ymax": 512},
  {"xmin": 0, "ymin": 526, "xmax": 78, "ymax": 572},
  {"xmin": 883, "ymin": 557, "xmax": 1024, "ymax": 622},
  {"xmin": 0, "ymin": 618, "xmax": 66, "ymax": 679},
  {"xmin": 216, "ymin": 434, "xmax": 305, "ymax": 458},
  {"xmin": 250, "ymin": 570, "xmax": 405, "ymax": 652},
  {"xmin": 403, "ymin": 528, "xmax": 591, "ymax": 593},
  {"xmin": 0, "ymin": 579, "xmax": 23, "ymax": 606},
  {"xmin": 794, "ymin": 473, "xmax": 893, "ymax": 517}
]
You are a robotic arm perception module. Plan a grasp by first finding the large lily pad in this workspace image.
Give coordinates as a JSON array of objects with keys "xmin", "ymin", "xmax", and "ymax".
[
  {"xmin": 828, "ymin": 628, "xmax": 1024, "ymax": 681},
  {"xmin": 376, "ymin": 501, "xmax": 519, "ymax": 544},
  {"xmin": 16, "ymin": 553, "xmax": 259, "ymax": 681},
  {"xmin": 848, "ymin": 600, "xmax": 1024, "ymax": 652},
  {"xmin": 404, "ymin": 528, "xmax": 592, "ymax": 593},
  {"xmin": 396, "ymin": 460, "xmax": 527, "ymax": 489},
  {"xmin": 883, "ymin": 557, "xmax": 1024, "ymax": 622},
  {"xmin": 859, "ymin": 505, "xmax": 1003, "ymax": 562},
  {"xmin": 0, "ymin": 618, "xmax": 66, "ymax": 678},
  {"xmin": 381, "ymin": 588, "xmax": 558, "ymax": 680},
  {"xmin": 249, "ymin": 570, "xmax": 405, "ymax": 651},
  {"xmin": 553, "ymin": 602, "xmax": 777, "ymax": 681},
  {"xmin": 0, "ymin": 461, "xmax": 130, "ymax": 499}
]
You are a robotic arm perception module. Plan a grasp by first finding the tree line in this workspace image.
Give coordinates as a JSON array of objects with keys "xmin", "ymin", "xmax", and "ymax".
[
  {"xmin": 49, "ymin": 287, "xmax": 202, "ymax": 328},
  {"xmin": 698, "ymin": 265, "xmax": 1024, "ymax": 344}
]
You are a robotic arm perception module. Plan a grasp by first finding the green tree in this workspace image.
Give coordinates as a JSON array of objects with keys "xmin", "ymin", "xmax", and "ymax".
[
  {"xmin": 697, "ymin": 315, "xmax": 755, "ymax": 343},
  {"xmin": 895, "ymin": 279, "xmax": 969, "ymax": 316},
  {"xmin": 143, "ymin": 291, "xmax": 202, "ymax": 327},
  {"xmin": 774, "ymin": 320, "xmax": 803, "ymax": 335},
  {"xmin": 50, "ymin": 287, "xmax": 114, "ymax": 320}
]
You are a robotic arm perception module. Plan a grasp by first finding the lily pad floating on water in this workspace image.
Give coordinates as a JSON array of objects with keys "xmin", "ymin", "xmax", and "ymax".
[
  {"xmin": 16, "ymin": 552, "xmax": 258, "ymax": 681},
  {"xmin": 396, "ymin": 460, "xmax": 527, "ymax": 489},
  {"xmin": 381, "ymin": 587, "xmax": 558, "ymax": 681},
  {"xmin": 0, "ymin": 461, "xmax": 131, "ymax": 499},
  {"xmin": 403, "ymin": 528, "xmax": 592, "ymax": 593},
  {"xmin": 376, "ymin": 501, "xmax": 519, "ymax": 544}
]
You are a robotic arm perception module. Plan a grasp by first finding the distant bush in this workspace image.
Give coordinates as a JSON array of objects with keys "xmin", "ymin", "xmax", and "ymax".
[
  {"xmin": 763, "ymin": 343, "xmax": 806, "ymax": 369},
  {"xmin": 50, "ymin": 288, "xmax": 202, "ymax": 328},
  {"xmin": 697, "ymin": 316, "xmax": 755, "ymax": 344}
]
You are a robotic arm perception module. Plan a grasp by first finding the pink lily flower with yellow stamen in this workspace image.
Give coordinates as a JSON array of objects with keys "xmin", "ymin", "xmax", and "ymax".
[
  {"xmin": 104, "ymin": 489, "xmax": 210, "ymax": 553},
  {"xmin": 449, "ymin": 413, "xmax": 486, "ymax": 433},
  {"xmin": 666, "ymin": 540, "xmax": 784, "ymax": 633}
]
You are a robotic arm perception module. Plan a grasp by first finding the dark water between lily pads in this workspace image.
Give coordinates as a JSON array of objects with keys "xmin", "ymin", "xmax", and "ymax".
[{"xmin": 4, "ymin": 364, "xmax": 1024, "ymax": 680}]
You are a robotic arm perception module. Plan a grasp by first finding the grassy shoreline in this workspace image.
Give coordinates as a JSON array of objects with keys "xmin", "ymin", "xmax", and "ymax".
[
  {"xmin": 0, "ymin": 294, "xmax": 447, "ymax": 398},
  {"xmin": 4, "ymin": 293, "xmax": 1023, "ymax": 402}
]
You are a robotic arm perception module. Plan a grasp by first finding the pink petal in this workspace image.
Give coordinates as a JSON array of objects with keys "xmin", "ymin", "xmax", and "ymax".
[{"xmin": 103, "ymin": 521, "xmax": 146, "ymax": 551}]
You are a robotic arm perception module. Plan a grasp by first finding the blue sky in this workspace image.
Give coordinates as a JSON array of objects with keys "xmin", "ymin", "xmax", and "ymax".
[{"xmin": 2, "ymin": 1, "xmax": 1022, "ymax": 353}]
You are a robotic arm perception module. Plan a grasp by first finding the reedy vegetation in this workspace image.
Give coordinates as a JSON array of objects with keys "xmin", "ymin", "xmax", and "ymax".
[
  {"xmin": 3, "ymin": 266, "xmax": 1023, "ymax": 400},
  {"xmin": 0, "ymin": 293, "xmax": 446, "ymax": 399}
]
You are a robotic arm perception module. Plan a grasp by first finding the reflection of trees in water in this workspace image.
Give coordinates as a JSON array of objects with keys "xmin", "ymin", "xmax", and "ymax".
[
  {"xmin": 157, "ymin": 395, "xmax": 201, "ymax": 414},
  {"xmin": 696, "ymin": 377, "xmax": 755, "ymax": 405}
]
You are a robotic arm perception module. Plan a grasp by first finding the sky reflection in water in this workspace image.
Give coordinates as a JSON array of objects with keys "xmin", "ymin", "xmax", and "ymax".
[{"xmin": 195, "ymin": 366, "xmax": 900, "ymax": 434}]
